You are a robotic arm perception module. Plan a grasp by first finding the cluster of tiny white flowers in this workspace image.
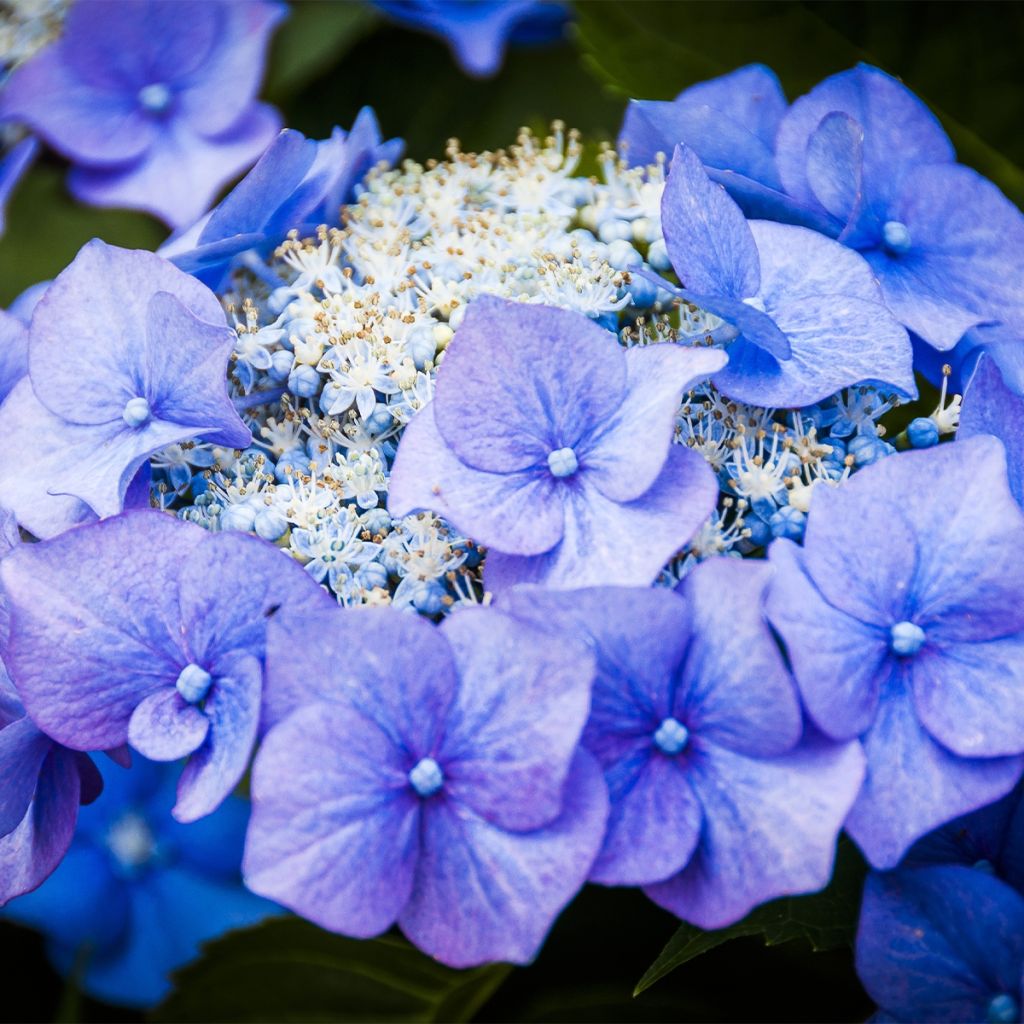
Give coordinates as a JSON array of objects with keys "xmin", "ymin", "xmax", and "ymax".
[{"xmin": 161, "ymin": 127, "xmax": 904, "ymax": 611}]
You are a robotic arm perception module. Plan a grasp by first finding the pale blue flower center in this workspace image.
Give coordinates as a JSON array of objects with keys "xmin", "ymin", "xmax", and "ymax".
[
  {"xmin": 176, "ymin": 662, "xmax": 212, "ymax": 705},
  {"xmin": 890, "ymin": 621, "xmax": 926, "ymax": 657},
  {"xmin": 106, "ymin": 812, "xmax": 156, "ymax": 870},
  {"xmin": 122, "ymin": 396, "xmax": 151, "ymax": 428},
  {"xmin": 547, "ymin": 447, "xmax": 578, "ymax": 478},
  {"xmin": 409, "ymin": 756, "xmax": 444, "ymax": 797},
  {"xmin": 653, "ymin": 717, "xmax": 689, "ymax": 756},
  {"xmin": 883, "ymin": 220, "xmax": 912, "ymax": 255},
  {"xmin": 987, "ymin": 994, "xmax": 1019, "ymax": 1024},
  {"xmin": 138, "ymin": 82, "xmax": 172, "ymax": 113}
]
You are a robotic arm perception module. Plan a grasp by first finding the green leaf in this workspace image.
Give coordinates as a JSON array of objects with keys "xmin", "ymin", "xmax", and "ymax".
[
  {"xmin": 0, "ymin": 161, "xmax": 164, "ymax": 305},
  {"xmin": 263, "ymin": 1, "xmax": 381, "ymax": 103},
  {"xmin": 152, "ymin": 917, "xmax": 511, "ymax": 1023},
  {"xmin": 634, "ymin": 837, "xmax": 867, "ymax": 996}
]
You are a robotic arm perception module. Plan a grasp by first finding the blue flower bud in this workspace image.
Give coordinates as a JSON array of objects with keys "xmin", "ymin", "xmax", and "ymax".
[
  {"xmin": 288, "ymin": 363, "xmax": 320, "ymax": 398},
  {"xmin": 365, "ymin": 405, "xmax": 394, "ymax": 435},
  {"xmin": 356, "ymin": 561, "xmax": 389, "ymax": 591},
  {"xmin": 597, "ymin": 218, "xmax": 633, "ymax": 244},
  {"xmin": 647, "ymin": 238, "xmax": 671, "ymax": 272},
  {"xmin": 744, "ymin": 513, "xmax": 774, "ymax": 548},
  {"xmin": 769, "ymin": 506, "xmax": 806, "ymax": 541},
  {"xmin": 268, "ymin": 349, "xmax": 294, "ymax": 382},
  {"xmin": 907, "ymin": 417, "xmax": 940, "ymax": 449},
  {"xmin": 606, "ymin": 239, "xmax": 643, "ymax": 271},
  {"xmin": 986, "ymin": 994, "xmax": 1019, "ymax": 1024},
  {"xmin": 220, "ymin": 503, "xmax": 257, "ymax": 532},
  {"xmin": 847, "ymin": 434, "xmax": 893, "ymax": 467},
  {"xmin": 626, "ymin": 273, "xmax": 658, "ymax": 309},
  {"xmin": 254, "ymin": 506, "xmax": 288, "ymax": 542},
  {"xmin": 407, "ymin": 324, "xmax": 438, "ymax": 369}
]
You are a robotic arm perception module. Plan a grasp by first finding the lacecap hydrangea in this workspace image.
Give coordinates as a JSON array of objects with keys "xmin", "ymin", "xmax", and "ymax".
[{"xmin": 0, "ymin": 51, "xmax": 1023, "ymax": 1016}]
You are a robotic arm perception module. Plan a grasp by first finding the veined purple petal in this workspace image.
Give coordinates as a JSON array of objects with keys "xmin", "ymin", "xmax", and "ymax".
[
  {"xmin": 29, "ymin": 240, "xmax": 226, "ymax": 426},
  {"xmin": 0, "ymin": 512, "xmax": 204, "ymax": 750},
  {"xmin": 127, "ymin": 689, "xmax": 209, "ymax": 762},
  {"xmin": 398, "ymin": 750, "xmax": 608, "ymax": 968},
  {"xmin": 262, "ymin": 605, "xmax": 458, "ymax": 748},
  {"xmin": 0, "ymin": 716, "xmax": 56, "ymax": 837},
  {"xmin": 433, "ymin": 296, "xmax": 628, "ymax": 474},
  {"xmin": 766, "ymin": 539, "xmax": 891, "ymax": 741},
  {"xmin": 960, "ymin": 354, "xmax": 1024, "ymax": 508},
  {"xmin": 387, "ymin": 399, "xmax": 564, "ymax": 556},
  {"xmin": 676, "ymin": 558, "xmax": 802, "ymax": 759},
  {"xmin": 775, "ymin": 63, "xmax": 954, "ymax": 222},
  {"xmin": 646, "ymin": 734, "xmax": 864, "ymax": 929},
  {"xmin": 661, "ymin": 144, "xmax": 761, "ymax": 300},
  {"xmin": 483, "ymin": 444, "xmax": 717, "ymax": 591},
  {"xmin": 439, "ymin": 607, "xmax": 594, "ymax": 832},
  {"xmin": 845, "ymin": 675, "xmax": 1024, "ymax": 870},
  {"xmin": 582, "ymin": 342, "xmax": 726, "ymax": 503},
  {"xmin": 244, "ymin": 701, "xmax": 420, "ymax": 937},
  {"xmin": 172, "ymin": 655, "xmax": 262, "ymax": 823}
]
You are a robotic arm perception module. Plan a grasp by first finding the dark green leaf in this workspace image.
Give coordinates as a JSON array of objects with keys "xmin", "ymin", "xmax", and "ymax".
[
  {"xmin": 634, "ymin": 837, "xmax": 867, "ymax": 995},
  {"xmin": 152, "ymin": 917, "xmax": 510, "ymax": 1023},
  {"xmin": 264, "ymin": 1, "xmax": 381, "ymax": 103},
  {"xmin": 0, "ymin": 161, "xmax": 164, "ymax": 305}
]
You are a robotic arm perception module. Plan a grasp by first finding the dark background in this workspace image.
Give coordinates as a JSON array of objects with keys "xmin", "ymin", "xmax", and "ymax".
[{"xmin": 1, "ymin": 1, "xmax": 1022, "ymax": 1020}]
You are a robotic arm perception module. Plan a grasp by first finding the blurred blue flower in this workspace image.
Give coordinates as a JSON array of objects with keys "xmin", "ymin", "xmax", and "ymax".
[
  {"xmin": 658, "ymin": 143, "xmax": 915, "ymax": 407},
  {"xmin": 856, "ymin": 864, "xmax": 1024, "ymax": 1023},
  {"xmin": 501, "ymin": 559, "xmax": 864, "ymax": 929},
  {"xmin": 245, "ymin": 604, "xmax": 608, "ymax": 967},
  {"xmin": 388, "ymin": 295, "xmax": 725, "ymax": 590},
  {"xmin": 161, "ymin": 111, "xmax": 403, "ymax": 290},
  {"xmin": 4, "ymin": 757, "xmax": 278, "ymax": 1009},
  {"xmin": 766, "ymin": 436, "xmax": 1024, "ymax": 869},
  {"xmin": 374, "ymin": 1, "xmax": 568, "ymax": 77},
  {"xmin": 0, "ymin": 0, "xmax": 285, "ymax": 227},
  {"xmin": 0, "ymin": 510, "xmax": 330, "ymax": 824},
  {"xmin": 0, "ymin": 240, "xmax": 250, "ymax": 539}
]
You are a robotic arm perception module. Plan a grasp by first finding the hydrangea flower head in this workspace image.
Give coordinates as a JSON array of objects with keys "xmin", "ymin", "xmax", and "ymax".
[
  {"xmin": 502, "ymin": 558, "xmax": 864, "ymax": 928},
  {"xmin": 658, "ymin": 143, "xmax": 915, "ymax": 407},
  {"xmin": 766, "ymin": 436, "xmax": 1024, "ymax": 868},
  {"xmin": 0, "ymin": 0, "xmax": 285, "ymax": 227},
  {"xmin": 0, "ymin": 510, "xmax": 331, "ymax": 823},
  {"xmin": 388, "ymin": 295, "xmax": 726, "ymax": 590},
  {"xmin": 161, "ymin": 111, "xmax": 403, "ymax": 290},
  {"xmin": 374, "ymin": 0, "xmax": 568, "ymax": 77},
  {"xmin": 774, "ymin": 64, "xmax": 1024, "ymax": 351},
  {"xmin": 856, "ymin": 865, "xmax": 1024, "ymax": 1023},
  {"xmin": 0, "ymin": 240, "xmax": 251, "ymax": 539},
  {"xmin": 244, "ymin": 603, "xmax": 609, "ymax": 967},
  {"xmin": 5, "ymin": 758, "xmax": 277, "ymax": 1008}
]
